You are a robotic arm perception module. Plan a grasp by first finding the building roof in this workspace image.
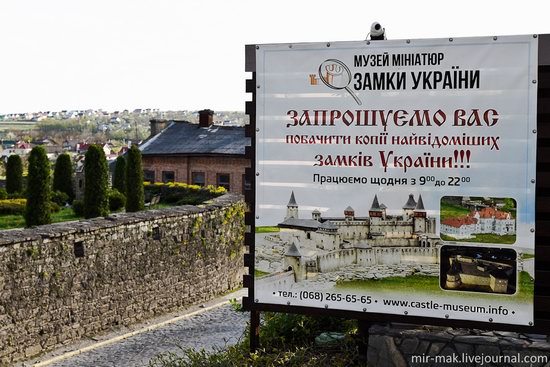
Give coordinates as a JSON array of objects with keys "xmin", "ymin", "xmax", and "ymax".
[
  {"xmin": 318, "ymin": 221, "xmax": 338, "ymax": 230},
  {"xmin": 369, "ymin": 195, "xmax": 382, "ymax": 211},
  {"xmin": 415, "ymin": 195, "xmax": 425, "ymax": 211},
  {"xmin": 288, "ymin": 191, "xmax": 297, "ymax": 206},
  {"xmin": 279, "ymin": 218, "xmax": 321, "ymax": 230},
  {"xmin": 441, "ymin": 216, "xmax": 478, "ymax": 228},
  {"xmin": 140, "ymin": 121, "xmax": 249, "ymax": 156},
  {"xmin": 475, "ymin": 207, "xmax": 511, "ymax": 220},
  {"xmin": 345, "ymin": 206, "xmax": 354, "ymax": 212},
  {"xmin": 403, "ymin": 194, "xmax": 417, "ymax": 210},
  {"xmin": 285, "ymin": 242, "xmax": 302, "ymax": 257}
]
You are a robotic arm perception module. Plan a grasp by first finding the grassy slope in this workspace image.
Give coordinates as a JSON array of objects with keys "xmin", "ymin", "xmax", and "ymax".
[{"xmin": 0, "ymin": 207, "xmax": 80, "ymax": 230}]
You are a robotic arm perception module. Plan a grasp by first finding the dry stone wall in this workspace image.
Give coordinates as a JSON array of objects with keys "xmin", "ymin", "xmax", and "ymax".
[{"xmin": 0, "ymin": 194, "xmax": 245, "ymax": 364}]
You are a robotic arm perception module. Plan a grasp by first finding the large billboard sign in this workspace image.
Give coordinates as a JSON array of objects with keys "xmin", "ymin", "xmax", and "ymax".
[{"xmin": 252, "ymin": 35, "xmax": 538, "ymax": 326}]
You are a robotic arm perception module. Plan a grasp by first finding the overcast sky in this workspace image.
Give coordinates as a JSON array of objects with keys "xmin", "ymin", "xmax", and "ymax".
[{"xmin": 0, "ymin": 0, "xmax": 547, "ymax": 114}]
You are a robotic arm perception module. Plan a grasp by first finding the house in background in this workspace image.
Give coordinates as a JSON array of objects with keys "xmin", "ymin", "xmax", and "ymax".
[{"xmin": 139, "ymin": 109, "xmax": 250, "ymax": 194}]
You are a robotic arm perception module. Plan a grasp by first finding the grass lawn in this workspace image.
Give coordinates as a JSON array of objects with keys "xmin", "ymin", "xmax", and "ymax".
[
  {"xmin": 256, "ymin": 226, "xmax": 280, "ymax": 233},
  {"xmin": 440, "ymin": 233, "xmax": 516, "ymax": 244},
  {"xmin": 440, "ymin": 201, "xmax": 470, "ymax": 220},
  {"xmin": 335, "ymin": 272, "xmax": 534, "ymax": 302},
  {"xmin": 0, "ymin": 207, "xmax": 81, "ymax": 230},
  {"xmin": 254, "ymin": 269, "xmax": 271, "ymax": 277}
]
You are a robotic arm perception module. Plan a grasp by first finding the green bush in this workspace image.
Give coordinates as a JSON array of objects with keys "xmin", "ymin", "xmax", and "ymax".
[
  {"xmin": 25, "ymin": 146, "xmax": 51, "ymax": 226},
  {"xmin": 0, "ymin": 188, "xmax": 7, "ymax": 200},
  {"xmin": 49, "ymin": 201, "xmax": 61, "ymax": 213},
  {"xmin": 8, "ymin": 192, "xmax": 24, "ymax": 199},
  {"xmin": 51, "ymin": 190, "xmax": 69, "ymax": 206},
  {"xmin": 84, "ymin": 145, "xmax": 109, "ymax": 218},
  {"xmin": 72, "ymin": 200, "xmax": 84, "ymax": 217},
  {"xmin": 113, "ymin": 155, "xmax": 126, "ymax": 194},
  {"xmin": 125, "ymin": 145, "xmax": 144, "ymax": 212},
  {"xmin": 5, "ymin": 154, "xmax": 23, "ymax": 194},
  {"xmin": 0, "ymin": 199, "xmax": 26, "ymax": 215},
  {"xmin": 149, "ymin": 313, "xmax": 360, "ymax": 367},
  {"xmin": 53, "ymin": 153, "xmax": 75, "ymax": 201},
  {"xmin": 143, "ymin": 182, "xmax": 226, "ymax": 206},
  {"xmin": 108, "ymin": 189, "xmax": 126, "ymax": 212}
]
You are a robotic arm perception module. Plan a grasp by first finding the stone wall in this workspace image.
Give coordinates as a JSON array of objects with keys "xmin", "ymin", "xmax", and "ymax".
[
  {"xmin": 317, "ymin": 247, "xmax": 438, "ymax": 273},
  {"xmin": 367, "ymin": 323, "xmax": 550, "ymax": 367},
  {"xmin": 0, "ymin": 194, "xmax": 245, "ymax": 364}
]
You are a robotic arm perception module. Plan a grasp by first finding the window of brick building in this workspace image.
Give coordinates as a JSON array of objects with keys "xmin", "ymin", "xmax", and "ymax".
[
  {"xmin": 191, "ymin": 172, "xmax": 205, "ymax": 186},
  {"xmin": 162, "ymin": 171, "xmax": 175, "ymax": 183},
  {"xmin": 217, "ymin": 173, "xmax": 230, "ymax": 191},
  {"xmin": 144, "ymin": 170, "xmax": 155, "ymax": 183}
]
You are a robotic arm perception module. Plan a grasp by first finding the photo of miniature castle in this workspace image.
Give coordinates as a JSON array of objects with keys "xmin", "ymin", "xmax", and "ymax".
[
  {"xmin": 440, "ymin": 196, "xmax": 516, "ymax": 244},
  {"xmin": 256, "ymin": 191, "xmax": 441, "ymax": 286},
  {"xmin": 441, "ymin": 245, "xmax": 517, "ymax": 295}
]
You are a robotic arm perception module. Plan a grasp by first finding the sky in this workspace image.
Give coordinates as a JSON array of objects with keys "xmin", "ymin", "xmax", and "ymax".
[{"xmin": 0, "ymin": 0, "xmax": 548, "ymax": 114}]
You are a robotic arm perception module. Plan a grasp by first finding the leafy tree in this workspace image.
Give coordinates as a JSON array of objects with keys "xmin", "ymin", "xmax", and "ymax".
[
  {"xmin": 113, "ymin": 155, "xmax": 126, "ymax": 194},
  {"xmin": 25, "ymin": 146, "xmax": 51, "ymax": 226},
  {"xmin": 5, "ymin": 154, "xmax": 23, "ymax": 194},
  {"xmin": 53, "ymin": 153, "xmax": 74, "ymax": 201},
  {"xmin": 125, "ymin": 145, "xmax": 144, "ymax": 212},
  {"xmin": 84, "ymin": 144, "xmax": 109, "ymax": 218}
]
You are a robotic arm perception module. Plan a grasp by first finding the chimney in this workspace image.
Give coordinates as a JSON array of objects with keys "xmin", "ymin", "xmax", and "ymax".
[
  {"xmin": 198, "ymin": 109, "xmax": 214, "ymax": 127},
  {"xmin": 150, "ymin": 119, "xmax": 167, "ymax": 137}
]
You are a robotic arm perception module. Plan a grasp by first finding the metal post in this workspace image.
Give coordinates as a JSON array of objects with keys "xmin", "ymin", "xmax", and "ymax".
[{"xmin": 250, "ymin": 310, "xmax": 260, "ymax": 352}]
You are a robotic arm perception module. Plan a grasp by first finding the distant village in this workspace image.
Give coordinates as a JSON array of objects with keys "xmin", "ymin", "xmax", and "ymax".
[{"xmin": 0, "ymin": 109, "xmax": 250, "ymax": 198}]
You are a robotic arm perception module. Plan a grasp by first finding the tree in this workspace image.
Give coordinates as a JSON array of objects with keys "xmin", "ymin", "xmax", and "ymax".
[
  {"xmin": 53, "ymin": 153, "xmax": 75, "ymax": 201},
  {"xmin": 84, "ymin": 144, "xmax": 109, "ymax": 218},
  {"xmin": 5, "ymin": 154, "xmax": 23, "ymax": 194},
  {"xmin": 25, "ymin": 146, "xmax": 51, "ymax": 226},
  {"xmin": 113, "ymin": 155, "xmax": 126, "ymax": 194},
  {"xmin": 125, "ymin": 145, "xmax": 144, "ymax": 212}
]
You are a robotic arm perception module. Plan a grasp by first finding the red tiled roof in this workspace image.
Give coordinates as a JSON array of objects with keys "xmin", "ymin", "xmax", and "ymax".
[
  {"xmin": 476, "ymin": 207, "xmax": 510, "ymax": 219},
  {"xmin": 441, "ymin": 216, "xmax": 478, "ymax": 228}
]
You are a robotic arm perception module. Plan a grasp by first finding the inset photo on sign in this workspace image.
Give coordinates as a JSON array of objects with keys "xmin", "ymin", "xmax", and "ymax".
[
  {"xmin": 439, "ymin": 196, "xmax": 516, "ymax": 244},
  {"xmin": 440, "ymin": 245, "xmax": 517, "ymax": 295}
]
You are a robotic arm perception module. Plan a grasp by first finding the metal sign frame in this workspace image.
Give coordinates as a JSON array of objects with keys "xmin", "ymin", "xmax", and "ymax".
[{"xmin": 242, "ymin": 35, "xmax": 550, "ymax": 348}]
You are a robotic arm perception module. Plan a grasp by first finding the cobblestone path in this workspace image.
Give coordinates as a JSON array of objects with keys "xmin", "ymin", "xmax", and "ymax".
[{"xmin": 47, "ymin": 304, "xmax": 248, "ymax": 367}]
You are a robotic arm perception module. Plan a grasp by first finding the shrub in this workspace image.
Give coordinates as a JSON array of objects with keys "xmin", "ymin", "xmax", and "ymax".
[
  {"xmin": 25, "ymin": 146, "xmax": 51, "ymax": 226},
  {"xmin": 53, "ymin": 153, "xmax": 75, "ymax": 201},
  {"xmin": 125, "ymin": 145, "xmax": 144, "ymax": 212},
  {"xmin": 144, "ymin": 182, "xmax": 226, "ymax": 206},
  {"xmin": 108, "ymin": 189, "xmax": 126, "ymax": 212},
  {"xmin": 49, "ymin": 201, "xmax": 61, "ymax": 213},
  {"xmin": 113, "ymin": 155, "xmax": 126, "ymax": 194},
  {"xmin": 8, "ymin": 192, "xmax": 24, "ymax": 199},
  {"xmin": 0, "ymin": 199, "xmax": 26, "ymax": 215},
  {"xmin": 5, "ymin": 154, "xmax": 23, "ymax": 194},
  {"xmin": 84, "ymin": 145, "xmax": 109, "ymax": 218},
  {"xmin": 72, "ymin": 200, "xmax": 84, "ymax": 217},
  {"xmin": 51, "ymin": 190, "xmax": 69, "ymax": 206},
  {"xmin": 0, "ymin": 188, "xmax": 7, "ymax": 200}
]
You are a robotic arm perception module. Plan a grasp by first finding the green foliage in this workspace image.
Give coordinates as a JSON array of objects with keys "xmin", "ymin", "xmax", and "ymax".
[
  {"xmin": 49, "ymin": 201, "xmax": 61, "ymax": 213},
  {"xmin": 5, "ymin": 154, "xmax": 23, "ymax": 194},
  {"xmin": 25, "ymin": 146, "xmax": 51, "ymax": 226},
  {"xmin": 255, "ymin": 226, "xmax": 280, "ymax": 233},
  {"xmin": 0, "ymin": 188, "xmax": 7, "ymax": 200},
  {"xmin": 72, "ymin": 199, "xmax": 84, "ymax": 217},
  {"xmin": 84, "ymin": 145, "xmax": 109, "ymax": 218},
  {"xmin": 108, "ymin": 189, "xmax": 126, "ymax": 211},
  {"xmin": 51, "ymin": 190, "xmax": 69, "ymax": 206},
  {"xmin": 8, "ymin": 192, "xmax": 24, "ymax": 199},
  {"xmin": 125, "ymin": 145, "xmax": 144, "ymax": 212},
  {"xmin": 143, "ymin": 182, "xmax": 225, "ymax": 206},
  {"xmin": 0, "ymin": 199, "xmax": 26, "ymax": 215},
  {"xmin": 113, "ymin": 155, "xmax": 126, "ymax": 193},
  {"xmin": 149, "ymin": 314, "xmax": 359, "ymax": 367},
  {"xmin": 53, "ymin": 153, "xmax": 75, "ymax": 201}
]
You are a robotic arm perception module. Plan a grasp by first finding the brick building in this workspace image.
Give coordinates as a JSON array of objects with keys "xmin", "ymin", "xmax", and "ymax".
[{"xmin": 140, "ymin": 110, "xmax": 250, "ymax": 194}]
